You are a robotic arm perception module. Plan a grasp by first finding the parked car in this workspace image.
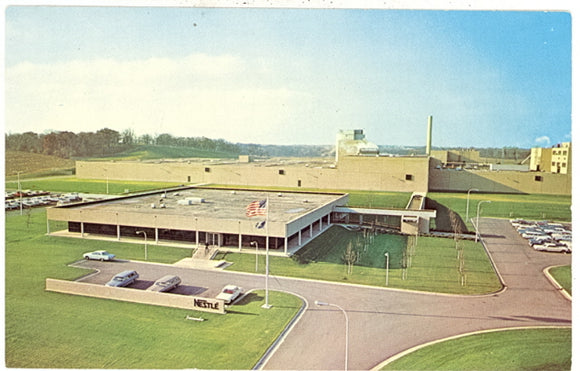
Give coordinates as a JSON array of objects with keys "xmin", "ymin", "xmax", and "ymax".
[
  {"xmin": 105, "ymin": 270, "xmax": 139, "ymax": 287},
  {"xmin": 147, "ymin": 275, "xmax": 181, "ymax": 292},
  {"xmin": 83, "ymin": 250, "xmax": 116, "ymax": 261},
  {"xmin": 533, "ymin": 243, "xmax": 570, "ymax": 253},
  {"xmin": 216, "ymin": 285, "xmax": 243, "ymax": 304}
]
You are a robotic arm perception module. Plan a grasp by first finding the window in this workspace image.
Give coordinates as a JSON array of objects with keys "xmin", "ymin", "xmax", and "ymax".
[
  {"xmin": 279, "ymin": 169, "xmax": 285, "ymax": 175},
  {"xmin": 204, "ymin": 167, "xmax": 210, "ymax": 173},
  {"xmin": 535, "ymin": 176, "xmax": 543, "ymax": 182},
  {"xmin": 297, "ymin": 180, "xmax": 302, "ymax": 187},
  {"xmin": 563, "ymin": 151, "xmax": 568, "ymax": 156},
  {"xmin": 405, "ymin": 174, "xmax": 413, "ymax": 181},
  {"xmin": 562, "ymin": 163, "xmax": 567, "ymax": 168}
]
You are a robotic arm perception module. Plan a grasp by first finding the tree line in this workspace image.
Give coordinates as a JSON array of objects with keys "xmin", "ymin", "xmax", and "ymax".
[{"xmin": 5, "ymin": 128, "xmax": 334, "ymax": 159}]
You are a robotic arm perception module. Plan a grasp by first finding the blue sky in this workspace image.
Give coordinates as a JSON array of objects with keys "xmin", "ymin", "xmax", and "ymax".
[{"xmin": 4, "ymin": 6, "xmax": 572, "ymax": 148}]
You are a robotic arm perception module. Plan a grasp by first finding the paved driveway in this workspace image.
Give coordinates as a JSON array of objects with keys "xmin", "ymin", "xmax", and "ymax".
[{"xmin": 74, "ymin": 218, "xmax": 571, "ymax": 370}]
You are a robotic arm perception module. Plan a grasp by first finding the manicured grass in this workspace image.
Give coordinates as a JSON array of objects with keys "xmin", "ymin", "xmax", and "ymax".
[
  {"xmin": 381, "ymin": 328, "xmax": 571, "ymax": 370},
  {"xmin": 5, "ymin": 176, "xmax": 181, "ymax": 195},
  {"xmin": 549, "ymin": 265, "xmax": 571, "ymax": 296},
  {"xmin": 5, "ymin": 209, "xmax": 302, "ymax": 369},
  {"xmin": 216, "ymin": 226, "xmax": 502, "ymax": 295},
  {"xmin": 429, "ymin": 192, "xmax": 572, "ymax": 225}
]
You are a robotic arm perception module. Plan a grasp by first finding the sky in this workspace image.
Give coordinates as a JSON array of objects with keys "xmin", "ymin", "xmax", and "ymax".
[{"xmin": 3, "ymin": 4, "xmax": 573, "ymax": 148}]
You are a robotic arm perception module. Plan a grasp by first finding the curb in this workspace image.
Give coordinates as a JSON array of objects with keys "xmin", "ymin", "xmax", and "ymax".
[
  {"xmin": 544, "ymin": 265, "xmax": 572, "ymax": 301},
  {"xmin": 252, "ymin": 290, "xmax": 309, "ymax": 370}
]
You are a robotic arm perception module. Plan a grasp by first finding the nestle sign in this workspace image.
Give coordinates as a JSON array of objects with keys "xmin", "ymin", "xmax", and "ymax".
[{"xmin": 193, "ymin": 297, "xmax": 224, "ymax": 313}]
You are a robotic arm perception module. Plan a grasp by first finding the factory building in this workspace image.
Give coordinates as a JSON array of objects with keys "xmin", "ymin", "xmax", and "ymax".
[
  {"xmin": 46, "ymin": 187, "xmax": 436, "ymax": 254},
  {"xmin": 47, "ymin": 187, "xmax": 348, "ymax": 255},
  {"xmin": 74, "ymin": 117, "xmax": 571, "ymax": 196}
]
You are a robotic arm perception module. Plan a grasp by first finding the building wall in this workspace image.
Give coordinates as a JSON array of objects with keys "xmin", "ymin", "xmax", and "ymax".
[
  {"xmin": 429, "ymin": 169, "xmax": 571, "ymax": 195},
  {"xmin": 77, "ymin": 156, "xmax": 431, "ymax": 193},
  {"xmin": 529, "ymin": 147, "xmax": 552, "ymax": 172},
  {"xmin": 77, "ymin": 154, "xmax": 571, "ymax": 196}
]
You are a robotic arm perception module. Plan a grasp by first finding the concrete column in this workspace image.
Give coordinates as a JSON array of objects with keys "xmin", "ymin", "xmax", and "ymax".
[
  {"xmin": 284, "ymin": 237, "xmax": 288, "ymax": 255},
  {"xmin": 117, "ymin": 225, "xmax": 121, "ymax": 241},
  {"xmin": 319, "ymin": 218, "xmax": 323, "ymax": 231},
  {"xmin": 155, "ymin": 228, "xmax": 159, "ymax": 244},
  {"xmin": 299, "ymin": 230, "xmax": 302, "ymax": 246},
  {"xmin": 81, "ymin": 222, "xmax": 84, "ymax": 238},
  {"xmin": 310, "ymin": 224, "xmax": 313, "ymax": 237}
]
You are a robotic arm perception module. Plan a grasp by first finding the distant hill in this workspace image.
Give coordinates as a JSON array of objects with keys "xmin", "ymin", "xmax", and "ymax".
[
  {"xmin": 86, "ymin": 144, "xmax": 239, "ymax": 161},
  {"xmin": 5, "ymin": 151, "xmax": 75, "ymax": 178}
]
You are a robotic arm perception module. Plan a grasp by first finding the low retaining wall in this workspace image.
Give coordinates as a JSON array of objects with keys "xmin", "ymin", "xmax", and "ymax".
[{"xmin": 46, "ymin": 278, "xmax": 225, "ymax": 314}]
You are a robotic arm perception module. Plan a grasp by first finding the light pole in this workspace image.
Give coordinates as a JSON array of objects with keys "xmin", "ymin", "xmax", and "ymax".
[
  {"xmin": 466, "ymin": 188, "xmax": 479, "ymax": 223},
  {"xmin": 315, "ymin": 301, "xmax": 348, "ymax": 371},
  {"xmin": 136, "ymin": 230, "xmax": 148, "ymax": 260},
  {"xmin": 17, "ymin": 171, "xmax": 23, "ymax": 215},
  {"xmin": 475, "ymin": 201, "xmax": 491, "ymax": 243},
  {"xmin": 385, "ymin": 252, "xmax": 389, "ymax": 286},
  {"xmin": 251, "ymin": 241, "xmax": 259, "ymax": 272}
]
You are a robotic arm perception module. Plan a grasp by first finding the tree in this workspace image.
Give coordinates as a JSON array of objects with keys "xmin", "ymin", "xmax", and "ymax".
[{"xmin": 343, "ymin": 241, "xmax": 358, "ymax": 276}]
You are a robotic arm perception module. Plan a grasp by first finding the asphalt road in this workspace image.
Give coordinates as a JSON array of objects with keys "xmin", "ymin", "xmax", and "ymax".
[{"xmin": 74, "ymin": 218, "xmax": 572, "ymax": 370}]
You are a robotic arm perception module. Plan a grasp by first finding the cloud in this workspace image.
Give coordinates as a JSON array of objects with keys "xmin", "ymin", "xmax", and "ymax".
[
  {"xmin": 5, "ymin": 53, "xmax": 319, "ymax": 143},
  {"xmin": 534, "ymin": 136, "xmax": 551, "ymax": 146}
]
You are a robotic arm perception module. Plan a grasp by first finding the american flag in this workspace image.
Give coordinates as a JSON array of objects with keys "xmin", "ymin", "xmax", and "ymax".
[{"xmin": 246, "ymin": 199, "xmax": 267, "ymax": 217}]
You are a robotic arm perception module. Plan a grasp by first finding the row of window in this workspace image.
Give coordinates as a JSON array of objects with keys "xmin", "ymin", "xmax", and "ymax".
[{"xmin": 202, "ymin": 167, "xmax": 415, "ymax": 181}]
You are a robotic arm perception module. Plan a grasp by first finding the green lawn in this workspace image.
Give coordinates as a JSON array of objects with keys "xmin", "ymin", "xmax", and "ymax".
[
  {"xmin": 382, "ymin": 328, "xmax": 571, "ymax": 370},
  {"xmin": 5, "ymin": 209, "xmax": 302, "ymax": 369},
  {"xmin": 5, "ymin": 176, "xmax": 181, "ymax": 195},
  {"xmin": 428, "ymin": 192, "xmax": 572, "ymax": 225},
  {"xmin": 549, "ymin": 265, "xmax": 572, "ymax": 296},
  {"xmin": 216, "ymin": 226, "xmax": 502, "ymax": 295}
]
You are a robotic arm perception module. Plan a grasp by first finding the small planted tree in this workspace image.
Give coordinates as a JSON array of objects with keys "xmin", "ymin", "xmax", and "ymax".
[{"xmin": 343, "ymin": 241, "xmax": 358, "ymax": 276}]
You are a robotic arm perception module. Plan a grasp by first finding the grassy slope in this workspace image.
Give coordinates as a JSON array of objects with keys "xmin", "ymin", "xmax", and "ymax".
[
  {"xmin": 429, "ymin": 192, "xmax": 572, "ymax": 223},
  {"xmin": 5, "ymin": 209, "xmax": 301, "ymax": 369},
  {"xmin": 382, "ymin": 328, "xmax": 571, "ymax": 371},
  {"xmin": 217, "ymin": 226, "xmax": 502, "ymax": 295},
  {"xmin": 5, "ymin": 151, "xmax": 75, "ymax": 178}
]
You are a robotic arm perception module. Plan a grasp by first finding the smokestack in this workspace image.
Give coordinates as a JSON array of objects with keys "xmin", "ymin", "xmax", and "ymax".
[{"xmin": 426, "ymin": 115, "xmax": 433, "ymax": 156}]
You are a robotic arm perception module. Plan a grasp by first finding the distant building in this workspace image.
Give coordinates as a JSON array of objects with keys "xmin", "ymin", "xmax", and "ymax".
[
  {"xmin": 529, "ymin": 142, "xmax": 571, "ymax": 174},
  {"xmin": 335, "ymin": 129, "xmax": 379, "ymax": 161},
  {"xmin": 551, "ymin": 142, "xmax": 572, "ymax": 174}
]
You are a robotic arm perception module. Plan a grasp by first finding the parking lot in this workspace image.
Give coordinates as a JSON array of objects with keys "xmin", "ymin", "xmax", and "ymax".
[
  {"xmin": 71, "ymin": 259, "xmax": 246, "ymax": 299},
  {"xmin": 510, "ymin": 218, "xmax": 572, "ymax": 253}
]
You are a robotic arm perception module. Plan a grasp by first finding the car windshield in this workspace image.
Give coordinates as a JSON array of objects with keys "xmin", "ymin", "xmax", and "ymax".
[
  {"xmin": 224, "ymin": 289, "xmax": 235, "ymax": 294},
  {"xmin": 114, "ymin": 276, "xmax": 125, "ymax": 281}
]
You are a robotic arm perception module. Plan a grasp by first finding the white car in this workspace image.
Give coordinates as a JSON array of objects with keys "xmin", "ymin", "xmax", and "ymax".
[
  {"xmin": 533, "ymin": 243, "xmax": 570, "ymax": 253},
  {"xmin": 216, "ymin": 285, "xmax": 243, "ymax": 304},
  {"xmin": 83, "ymin": 250, "xmax": 116, "ymax": 261}
]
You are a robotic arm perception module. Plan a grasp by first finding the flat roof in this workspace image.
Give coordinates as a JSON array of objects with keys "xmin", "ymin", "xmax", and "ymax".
[{"xmin": 65, "ymin": 188, "xmax": 347, "ymax": 223}]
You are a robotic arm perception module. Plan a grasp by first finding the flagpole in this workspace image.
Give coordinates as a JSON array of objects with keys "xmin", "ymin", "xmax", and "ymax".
[{"xmin": 262, "ymin": 196, "xmax": 272, "ymax": 309}]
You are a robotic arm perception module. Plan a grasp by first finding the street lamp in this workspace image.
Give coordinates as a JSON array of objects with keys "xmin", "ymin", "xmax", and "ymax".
[
  {"xmin": 315, "ymin": 301, "xmax": 348, "ymax": 371},
  {"xmin": 475, "ymin": 201, "xmax": 491, "ymax": 243},
  {"xmin": 251, "ymin": 241, "xmax": 259, "ymax": 272},
  {"xmin": 466, "ymin": 188, "xmax": 479, "ymax": 223},
  {"xmin": 136, "ymin": 230, "xmax": 148, "ymax": 260},
  {"xmin": 17, "ymin": 171, "xmax": 23, "ymax": 215},
  {"xmin": 385, "ymin": 252, "xmax": 389, "ymax": 286}
]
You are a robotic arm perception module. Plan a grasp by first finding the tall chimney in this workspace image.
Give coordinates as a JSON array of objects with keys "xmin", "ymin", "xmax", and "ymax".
[{"xmin": 426, "ymin": 115, "xmax": 433, "ymax": 156}]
